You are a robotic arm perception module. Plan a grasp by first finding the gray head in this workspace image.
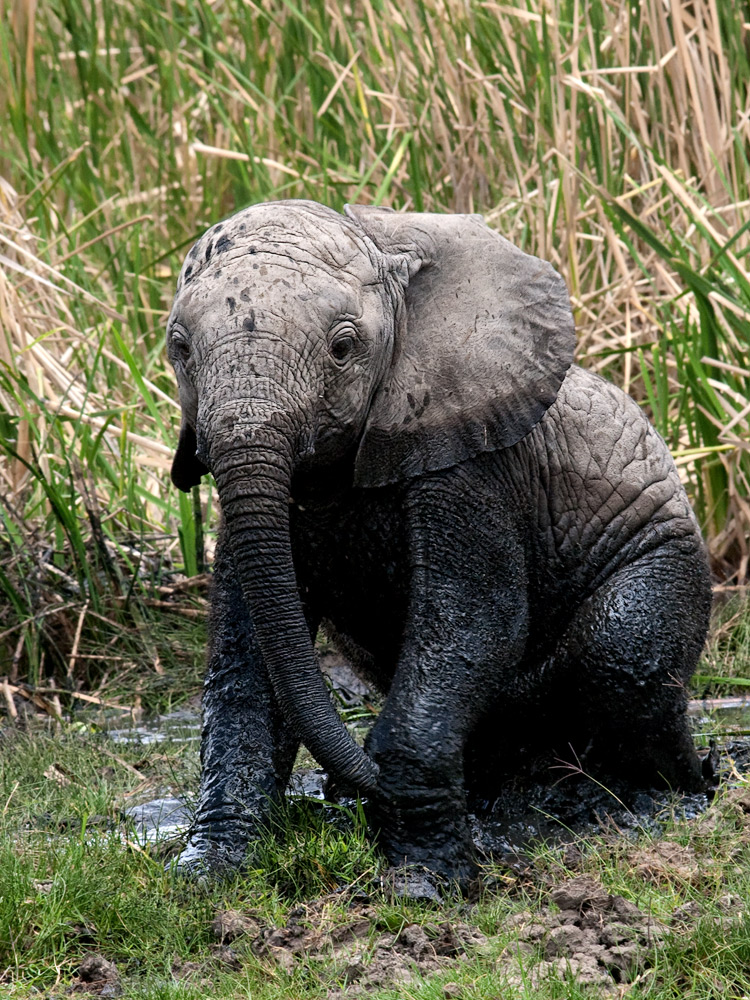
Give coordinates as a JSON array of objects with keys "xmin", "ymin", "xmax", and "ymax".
[{"xmin": 168, "ymin": 199, "xmax": 575, "ymax": 492}]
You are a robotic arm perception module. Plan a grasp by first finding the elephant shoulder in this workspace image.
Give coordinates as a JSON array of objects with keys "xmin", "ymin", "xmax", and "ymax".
[
  {"xmin": 544, "ymin": 364, "xmax": 665, "ymax": 461},
  {"xmin": 546, "ymin": 364, "xmax": 650, "ymax": 430},
  {"xmin": 534, "ymin": 364, "xmax": 697, "ymax": 538}
]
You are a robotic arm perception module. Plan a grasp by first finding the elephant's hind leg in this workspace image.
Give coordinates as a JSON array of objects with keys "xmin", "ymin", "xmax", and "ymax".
[
  {"xmin": 175, "ymin": 523, "xmax": 299, "ymax": 879},
  {"xmin": 548, "ymin": 541, "xmax": 711, "ymax": 793}
]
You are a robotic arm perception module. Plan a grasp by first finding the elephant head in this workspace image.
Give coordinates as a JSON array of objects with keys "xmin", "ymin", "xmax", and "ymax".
[{"xmin": 167, "ymin": 200, "xmax": 575, "ymax": 793}]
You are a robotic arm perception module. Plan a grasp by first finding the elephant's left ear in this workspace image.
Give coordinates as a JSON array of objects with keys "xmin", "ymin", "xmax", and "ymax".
[{"xmin": 345, "ymin": 205, "xmax": 576, "ymax": 488}]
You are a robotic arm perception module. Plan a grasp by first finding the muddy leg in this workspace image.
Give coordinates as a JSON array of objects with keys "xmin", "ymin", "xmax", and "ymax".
[
  {"xmin": 366, "ymin": 608, "xmax": 527, "ymax": 891},
  {"xmin": 366, "ymin": 691, "xmax": 476, "ymax": 891},
  {"xmin": 175, "ymin": 523, "xmax": 300, "ymax": 879},
  {"xmin": 548, "ymin": 543, "xmax": 711, "ymax": 791}
]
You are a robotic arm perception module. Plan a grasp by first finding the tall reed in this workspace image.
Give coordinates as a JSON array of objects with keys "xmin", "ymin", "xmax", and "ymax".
[{"xmin": 1, "ymin": 0, "xmax": 748, "ymax": 681}]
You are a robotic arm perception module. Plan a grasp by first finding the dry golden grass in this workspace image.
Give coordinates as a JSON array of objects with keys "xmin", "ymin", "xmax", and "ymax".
[{"xmin": 0, "ymin": 0, "xmax": 748, "ymax": 587}]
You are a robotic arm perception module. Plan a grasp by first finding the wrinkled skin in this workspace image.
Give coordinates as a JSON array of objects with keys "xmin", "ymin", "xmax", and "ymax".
[{"xmin": 166, "ymin": 201, "xmax": 711, "ymax": 888}]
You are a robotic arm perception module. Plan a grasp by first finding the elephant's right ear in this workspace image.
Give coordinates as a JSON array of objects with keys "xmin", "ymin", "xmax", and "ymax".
[
  {"xmin": 171, "ymin": 420, "xmax": 209, "ymax": 492},
  {"xmin": 345, "ymin": 205, "xmax": 576, "ymax": 488}
]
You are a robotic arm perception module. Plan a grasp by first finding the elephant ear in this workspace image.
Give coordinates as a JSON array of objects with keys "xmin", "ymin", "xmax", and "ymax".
[
  {"xmin": 345, "ymin": 205, "xmax": 576, "ymax": 488},
  {"xmin": 171, "ymin": 420, "xmax": 209, "ymax": 493}
]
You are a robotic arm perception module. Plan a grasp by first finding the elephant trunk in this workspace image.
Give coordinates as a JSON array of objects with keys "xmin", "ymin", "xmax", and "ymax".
[{"xmin": 208, "ymin": 416, "xmax": 379, "ymax": 794}]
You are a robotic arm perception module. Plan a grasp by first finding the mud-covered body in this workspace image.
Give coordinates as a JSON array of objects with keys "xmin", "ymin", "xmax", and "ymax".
[
  {"xmin": 291, "ymin": 364, "xmax": 706, "ymax": 679},
  {"xmin": 166, "ymin": 202, "xmax": 711, "ymax": 887}
]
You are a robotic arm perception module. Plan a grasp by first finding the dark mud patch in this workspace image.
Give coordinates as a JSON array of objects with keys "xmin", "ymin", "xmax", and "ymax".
[
  {"xmin": 202, "ymin": 876, "xmax": 670, "ymax": 995},
  {"xmin": 67, "ymin": 953, "xmax": 122, "ymax": 996},
  {"xmin": 470, "ymin": 772, "xmax": 713, "ymax": 863}
]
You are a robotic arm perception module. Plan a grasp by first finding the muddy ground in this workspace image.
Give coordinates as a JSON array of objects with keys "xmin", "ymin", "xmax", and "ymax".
[
  {"xmin": 8, "ymin": 656, "xmax": 750, "ymax": 998},
  {"xmin": 65, "ymin": 849, "xmax": 748, "ymax": 999}
]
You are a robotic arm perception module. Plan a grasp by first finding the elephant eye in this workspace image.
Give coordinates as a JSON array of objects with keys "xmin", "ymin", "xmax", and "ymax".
[
  {"xmin": 330, "ymin": 333, "xmax": 356, "ymax": 364},
  {"xmin": 170, "ymin": 329, "xmax": 191, "ymax": 365}
]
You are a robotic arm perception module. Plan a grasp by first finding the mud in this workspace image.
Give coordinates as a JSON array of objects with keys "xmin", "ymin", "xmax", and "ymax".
[
  {"xmin": 67, "ymin": 953, "xmax": 122, "ymax": 997},
  {"xmin": 629, "ymin": 840, "xmax": 702, "ymax": 884},
  {"xmin": 501, "ymin": 877, "xmax": 667, "ymax": 994},
  {"xmin": 209, "ymin": 876, "xmax": 673, "ymax": 995},
  {"xmin": 690, "ymin": 782, "xmax": 750, "ymax": 837},
  {"xmin": 50, "ymin": 880, "xmax": 676, "ymax": 1000},
  {"xmin": 245, "ymin": 894, "xmax": 487, "ymax": 997},
  {"xmin": 470, "ymin": 771, "xmax": 712, "ymax": 862},
  {"xmin": 110, "ymin": 660, "xmax": 750, "ymax": 858}
]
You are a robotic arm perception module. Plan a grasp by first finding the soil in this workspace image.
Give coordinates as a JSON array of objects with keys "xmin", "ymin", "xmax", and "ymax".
[
  {"xmin": 248, "ymin": 894, "xmax": 487, "ymax": 997},
  {"xmin": 501, "ymin": 876, "xmax": 668, "ymax": 995},
  {"xmin": 201, "ymin": 876, "xmax": 674, "ymax": 996},
  {"xmin": 67, "ymin": 953, "xmax": 122, "ymax": 997},
  {"xmin": 48, "ymin": 871, "xmax": 749, "ymax": 995}
]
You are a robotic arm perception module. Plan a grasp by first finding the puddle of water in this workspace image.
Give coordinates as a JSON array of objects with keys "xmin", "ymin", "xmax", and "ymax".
[
  {"xmin": 123, "ymin": 772, "xmax": 332, "ymax": 846},
  {"xmin": 287, "ymin": 768, "xmax": 328, "ymax": 800},
  {"xmin": 124, "ymin": 796, "xmax": 193, "ymax": 844},
  {"xmin": 688, "ymin": 699, "xmax": 750, "ymax": 740},
  {"xmin": 107, "ymin": 710, "xmax": 201, "ymax": 746}
]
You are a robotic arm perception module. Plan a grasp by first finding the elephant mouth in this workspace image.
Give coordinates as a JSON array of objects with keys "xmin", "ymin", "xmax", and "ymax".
[{"xmin": 172, "ymin": 422, "xmax": 210, "ymax": 493}]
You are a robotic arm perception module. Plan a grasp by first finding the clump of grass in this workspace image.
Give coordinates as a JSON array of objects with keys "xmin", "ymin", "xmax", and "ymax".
[{"xmin": 252, "ymin": 798, "xmax": 379, "ymax": 900}]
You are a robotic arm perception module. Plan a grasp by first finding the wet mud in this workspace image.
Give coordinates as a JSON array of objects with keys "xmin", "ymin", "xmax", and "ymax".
[
  {"xmin": 68, "ymin": 953, "xmax": 122, "ymax": 997},
  {"xmin": 117, "ymin": 660, "xmax": 750, "ymax": 860}
]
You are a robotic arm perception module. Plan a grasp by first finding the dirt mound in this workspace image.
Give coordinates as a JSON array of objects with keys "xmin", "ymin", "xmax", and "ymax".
[
  {"xmin": 695, "ymin": 784, "xmax": 750, "ymax": 834},
  {"xmin": 202, "ymin": 878, "xmax": 670, "ymax": 994},
  {"xmin": 630, "ymin": 840, "xmax": 701, "ymax": 884},
  {"xmin": 250, "ymin": 897, "xmax": 486, "ymax": 996},
  {"xmin": 68, "ymin": 953, "xmax": 122, "ymax": 996},
  {"xmin": 503, "ymin": 876, "xmax": 667, "ymax": 992}
]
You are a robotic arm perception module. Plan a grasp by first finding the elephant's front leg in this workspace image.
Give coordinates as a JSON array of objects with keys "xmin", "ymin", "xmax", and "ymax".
[
  {"xmin": 366, "ymin": 683, "xmax": 476, "ymax": 890},
  {"xmin": 176, "ymin": 524, "xmax": 300, "ymax": 878},
  {"xmin": 366, "ymin": 562, "xmax": 528, "ymax": 891}
]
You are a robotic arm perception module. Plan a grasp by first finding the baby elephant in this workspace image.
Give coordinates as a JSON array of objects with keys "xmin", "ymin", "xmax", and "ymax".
[{"xmin": 166, "ymin": 200, "xmax": 711, "ymax": 888}]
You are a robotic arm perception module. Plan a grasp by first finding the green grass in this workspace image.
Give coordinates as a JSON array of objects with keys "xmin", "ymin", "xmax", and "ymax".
[
  {"xmin": 694, "ymin": 594, "xmax": 750, "ymax": 697},
  {"xmin": 3, "ymin": 721, "xmax": 750, "ymax": 997}
]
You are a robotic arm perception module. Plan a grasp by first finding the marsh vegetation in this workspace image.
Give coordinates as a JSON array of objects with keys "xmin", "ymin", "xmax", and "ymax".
[{"xmin": 1, "ymin": 0, "xmax": 750, "ymax": 995}]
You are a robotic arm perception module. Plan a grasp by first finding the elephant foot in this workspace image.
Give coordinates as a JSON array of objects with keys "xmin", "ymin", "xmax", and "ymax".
[
  {"xmin": 169, "ymin": 830, "xmax": 249, "ymax": 884},
  {"xmin": 377, "ymin": 829, "xmax": 478, "ymax": 896},
  {"xmin": 370, "ymin": 793, "xmax": 478, "ymax": 894}
]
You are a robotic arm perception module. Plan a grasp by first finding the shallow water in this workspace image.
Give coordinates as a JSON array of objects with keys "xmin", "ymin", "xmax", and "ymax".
[
  {"xmin": 108, "ymin": 709, "xmax": 201, "ymax": 746},
  {"xmin": 124, "ymin": 796, "xmax": 194, "ymax": 844},
  {"xmin": 113, "ymin": 695, "xmax": 750, "ymax": 849}
]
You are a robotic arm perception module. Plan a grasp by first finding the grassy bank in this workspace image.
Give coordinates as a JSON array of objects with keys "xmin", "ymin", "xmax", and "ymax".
[{"xmin": 2, "ymin": 718, "xmax": 750, "ymax": 997}]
